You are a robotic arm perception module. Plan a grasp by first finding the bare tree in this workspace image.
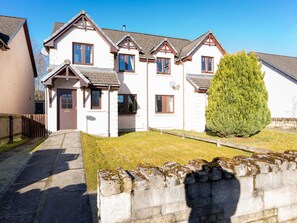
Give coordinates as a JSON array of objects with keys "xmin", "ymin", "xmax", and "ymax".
[{"xmin": 32, "ymin": 40, "xmax": 48, "ymax": 100}]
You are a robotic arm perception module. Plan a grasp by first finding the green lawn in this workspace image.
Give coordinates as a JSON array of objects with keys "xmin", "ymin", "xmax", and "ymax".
[
  {"xmin": 81, "ymin": 131, "xmax": 250, "ymax": 190},
  {"xmin": 0, "ymin": 138, "xmax": 30, "ymax": 154},
  {"xmin": 169, "ymin": 129, "xmax": 297, "ymax": 152}
]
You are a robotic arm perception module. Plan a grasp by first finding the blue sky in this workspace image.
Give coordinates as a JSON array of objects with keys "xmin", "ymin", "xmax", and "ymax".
[{"xmin": 2, "ymin": 0, "xmax": 297, "ymax": 56}]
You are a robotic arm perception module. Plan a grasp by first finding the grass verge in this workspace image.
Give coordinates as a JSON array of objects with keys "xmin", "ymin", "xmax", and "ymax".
[
  {"xmin": 0, "ymin": 138, "xmax": 30, "ymax": 154},
  {"xmin": 169, "ymin": 129, "xmax": 297, "ymax": 152},
  {"xmin": 81, "ymin": 131, "xmax": 250, "ymax": 191}
]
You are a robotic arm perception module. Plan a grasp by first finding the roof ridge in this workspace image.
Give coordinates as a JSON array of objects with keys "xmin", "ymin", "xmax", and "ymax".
[
  {"xmin": 255, "ymin": 51, "xmax": 297, "ymax": 59},
  {"xmin": 0, "ymin": 15, "xmax": 26, "ymax": 20},
  {"xmin": 101, "ymin": 27, "xmax": 190, "ymax": 42},
  {"xmin": 181, "ymin": 31, "xmax": 210, "ymax": 49}
]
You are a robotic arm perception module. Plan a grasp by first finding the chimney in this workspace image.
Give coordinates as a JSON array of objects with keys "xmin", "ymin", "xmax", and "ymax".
[{"xmin": 122, "ymin": 25, "xmax": 126, "ymax": 32}]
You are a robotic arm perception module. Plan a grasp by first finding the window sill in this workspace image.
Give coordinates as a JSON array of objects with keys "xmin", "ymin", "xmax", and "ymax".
[
  {"xmin": 118, "ymin": 113, "xmax": 137, "ymax": 115},
  {"xmin": 119, "ymin": 71, "xmax": 137, "ymax": 75},
  {"xmin": 154, "ymin": 113, "xmax": 175, "ymax": 116},
  {"xmin": 156, "ymin": 74, "xmax": 171, "ymax": 76}
]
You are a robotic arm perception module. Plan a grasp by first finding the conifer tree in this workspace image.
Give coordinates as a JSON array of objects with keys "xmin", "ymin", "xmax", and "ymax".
[{"xmin": 206, "ymin": 51, "xmax": 271, "ymax": 137}]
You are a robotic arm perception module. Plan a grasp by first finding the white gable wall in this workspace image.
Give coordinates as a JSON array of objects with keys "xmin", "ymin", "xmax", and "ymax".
[
  {"xmin": 262, "ymin": 64, "xmax": 297, "ymax": 118},
  {"xmin": 50, "ymin": 26, "xmax": 114, "ymax": 68}
]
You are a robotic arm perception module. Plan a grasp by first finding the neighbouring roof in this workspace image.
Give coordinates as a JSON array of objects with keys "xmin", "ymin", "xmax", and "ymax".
[
  {"xmin": 0, "ymin": 15, "xmax": 37, "ymax": 76},
  {"xmin": 43, "ymin": 62, "xmax": 120, "ymax": 87},
  {"xmin": 255, "ymin": 52, "xmax": 297, "ymax": 82},
  {"xmin": 186, "ymin": 74, "xmax": 212, "ymax": 92},
  {"xmin": 0, "ymin": 15, "xmax": 26, "ymax": 45},
  {"xmin": 48, "ymin": 11, "xmax": 225, "ymax": 61}
]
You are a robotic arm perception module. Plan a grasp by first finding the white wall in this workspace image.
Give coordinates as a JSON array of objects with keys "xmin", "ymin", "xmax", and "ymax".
[
  {"xmin": 45, "ymin": 77, "xmax": 118, "ymax": 137},
  {"xmin": 185, "ymin": 44, "xmax": 223, "ymax": 75},
  {"xmin": 148, "ymin": 51, "xmax": 183, "ymax": 130},
  {"xmin": 50, "ymin": 23, "xmax": 114, "ymax": 68},
  {"xmin": 262, "ymin": 64, "xmax": 297, "ymax": 118}
]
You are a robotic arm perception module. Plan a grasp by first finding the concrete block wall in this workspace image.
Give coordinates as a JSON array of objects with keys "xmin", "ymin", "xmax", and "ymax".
[{"xmin": 97, "ymin": 151, "xmax": 297, "ymax": 223}]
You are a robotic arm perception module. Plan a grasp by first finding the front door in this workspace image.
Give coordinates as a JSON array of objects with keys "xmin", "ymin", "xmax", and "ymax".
[{"xmin": 57, "ymin": 89, "xmax": 77, "ymax": 130}]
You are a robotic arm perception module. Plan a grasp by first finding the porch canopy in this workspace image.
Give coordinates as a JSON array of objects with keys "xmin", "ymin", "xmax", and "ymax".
[{"xmin": 42, "ymin": 60, "xmax": 120, "ymax": 89}]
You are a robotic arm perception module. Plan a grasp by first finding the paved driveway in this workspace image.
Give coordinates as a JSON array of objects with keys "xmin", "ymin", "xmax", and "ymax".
[{"xmin": 0, "ymin": 130, "xmax": 92, "ymax": 223}]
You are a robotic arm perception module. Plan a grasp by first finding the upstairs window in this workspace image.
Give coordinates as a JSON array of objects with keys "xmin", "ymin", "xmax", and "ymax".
[
  {"xmin": 73, "ymin": 43, "xmax": 93, "ymax": 65},
  {"xmin": 91, "ymin": 89, "xmax": 101, "ymax": 109},
  {"xmin": 157, "ymin": 58, "xmax": 170, "ymax": 74},
  {"xmin": 118, "ymin": 94, "xmax": 137, "ymax": 114},
  {"xmin": 201, "ymin": 56, "xmax": 213, "ymax": 73},
  {"xmin": 155, "ymin": 95, "xmax": 174, "ymax": 113},
  {"xmin": 119, "ymin": 54, "xmax": 135, "ymax": 72}
]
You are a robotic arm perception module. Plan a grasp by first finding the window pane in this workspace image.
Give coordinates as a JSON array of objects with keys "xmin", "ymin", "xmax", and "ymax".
[
  {"xmin": 85, "ymin": 45, "xmax": 92, "ymax": 64},
  {"xmin": 74, "ymin": 44, "xmax": 82, "ymax": 63},
  {"xmin": 61, "ymin": 94, "xmax": 72, "ymax": 109},
  {"xmin": 201, "ymin": 57, "xmax": 206, "ymax": 71},
  {"xmin": 166, "ymin": 96, "xmax": 174, "ymax": 113},
  {"xmin": 119, "ymin": 55, "xmax": 126, "ymax": 71},
  {"xmin": 155, "ymin": 96, "xmax": 162, "ymax": 112},
  {"xmin": 127, "ymin": 95, "xmax": 136, "ymax": 113},
  {"xmin": 91, "ymin": 90, "xmax": 100, "ymax": 108},
  {"xmin": 118, "ymin": 95, "xmax": 124, "ymax": 113},
  {"xmin": 127, "ymin": 55, "xmax": 134, "ymax": 71},
  {"xmin": 208, "ymin": 58, "xmax": 213, "ymax": 72},
  {"xmin": 164, "ymin": 59, "xmax": 170, "ymax": 74},
  {"xmin": 157, "ymin": 58, "xmax": 162, "ymax": 73}
]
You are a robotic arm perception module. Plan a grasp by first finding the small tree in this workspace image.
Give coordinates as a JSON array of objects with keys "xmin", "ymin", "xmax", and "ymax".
[{"xmin": 206, "ymin": 51, "xmax": 271, "ymax": 137}]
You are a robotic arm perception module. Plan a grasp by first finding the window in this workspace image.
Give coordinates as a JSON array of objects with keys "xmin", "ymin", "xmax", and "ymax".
[
  {"xmin": 155, "ymin": 95, "xmax": 174, "ymax": 113},
  {"xmin": 61, "ymin": 94, "xmax": 73, "ymax": 109},
  {"xmin": 157, "ymin": 58, "xmax": 170, "ymax": 74},
  {"xmin": 119, "ymin": 54, "xmax": 135, "ymax": 72},
  {"xmin": 91, "ymin": 89, "xmax": 101, "ymax": 109},
  {"xmin": 201, "ymin": 56, "xmax": 213, "ymax": 73},
  {"xmin": 73, "ymin": 43, "xmax": 93, "ymax": 65},
  {"xmin": 118, "ymin": 94, "xmax": 137, "ymax": 114}
]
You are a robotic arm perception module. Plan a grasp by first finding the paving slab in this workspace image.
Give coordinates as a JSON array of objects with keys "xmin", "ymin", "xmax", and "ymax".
[{"xmin": 0, "ymin": 130, "xmax": 92, "ymax": 223}]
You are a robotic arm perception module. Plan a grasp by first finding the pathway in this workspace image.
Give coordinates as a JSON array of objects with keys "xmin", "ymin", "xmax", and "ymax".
[{"xmin": 0, "ymin": 130, "xmax": 92, "ymax": 223}]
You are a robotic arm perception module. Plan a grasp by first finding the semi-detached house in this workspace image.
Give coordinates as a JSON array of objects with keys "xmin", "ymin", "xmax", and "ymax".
[{"xmin": 42, "ymin": 10, "xmax": 225, "ymax": 136}]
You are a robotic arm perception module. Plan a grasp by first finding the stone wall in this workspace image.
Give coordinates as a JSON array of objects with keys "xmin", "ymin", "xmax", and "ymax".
[
  {"xmin": 268, "ymin": 118, "xmax": 297, "ymax": 130},
  {"xmin": 97, "ymin": 151, "xmax": 297, "ymax": 223}
]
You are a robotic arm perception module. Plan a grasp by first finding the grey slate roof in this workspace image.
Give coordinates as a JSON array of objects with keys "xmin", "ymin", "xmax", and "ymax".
[
  {"xmin": 51, "ymin": 22, "xmax": 191, "ymax": 59},
  {"xmin": 0, "ymin": 15, "xmax": 26, "ymax": 45},
  {"xmin": 75, "ymin": 66, "xmax": 120, "ymax": 86},
  {"xmin": 186, "ymin": 74, "xmax": 213, "ymax": 91},
  {"xmin": 179, "ymin": 32, "xmax": 210, "ymax": 59},
  {"xmin": 255, "ymin": 52, "xmax": 297, "ymax": 81},
  {"xmin": 44, "ymin": 64, "xmax": 120, "ymax": 87}
]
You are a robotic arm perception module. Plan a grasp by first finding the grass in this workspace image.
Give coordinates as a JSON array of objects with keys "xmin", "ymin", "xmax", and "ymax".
[
  {"xmin": 0, "ymin": 138, "xmax": 30, "ymax": 154},
  {"xmin": 169, "ymin": 129, "xmax": 297, "ymax": 152},
  {"xmin": 81, "ymin": 131, "xmax": 250, "ymax": 190}
]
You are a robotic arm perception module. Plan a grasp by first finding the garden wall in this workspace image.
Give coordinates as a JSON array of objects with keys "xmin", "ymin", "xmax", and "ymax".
[
  {"xmin": 97, "ymin": 151, "xmax": 297, "ymax": 223},
  {"xmin": 268, "ymin": 118, "xmax": 297, "ymax": 130}
]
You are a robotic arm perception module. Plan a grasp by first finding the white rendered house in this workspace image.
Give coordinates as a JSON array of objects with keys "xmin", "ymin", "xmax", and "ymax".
[
  {"xmin": 42, "ymin": 10, "xmax": 225, "ymax": 136},
  {"xmin": 255, "ymin": 52, "xmax": 297, "ymax": 118}
]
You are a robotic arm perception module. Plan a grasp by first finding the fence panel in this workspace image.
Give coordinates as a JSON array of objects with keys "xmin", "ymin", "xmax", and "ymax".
[{"xmin": 0, "ymin": 114, "xmax": 46, "ymax": 145}]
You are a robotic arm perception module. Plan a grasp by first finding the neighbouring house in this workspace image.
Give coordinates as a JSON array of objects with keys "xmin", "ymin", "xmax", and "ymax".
[
  {"xmin": 255, "ymin": 52, "xmax": 297, "ymax": 118},
  {"xmin": 42, "ymin": 10, "xmax": 225, "ymax": 136},
  {"xmin": 0, "ymin": 15, "xmax": 37, "ymax": 114}
]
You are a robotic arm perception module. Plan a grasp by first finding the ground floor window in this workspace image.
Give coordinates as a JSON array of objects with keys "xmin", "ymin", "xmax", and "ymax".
[
  {"xmin": 118, "ymin": 94, "xmax": 137, "ymax": 114},
  {"xmin": 91, "ymin": 89, "xmax": 101, "ymax": 109},
  {"xmin": 155, "ymin": 95, "xmax": 174, "ymax": 113}
]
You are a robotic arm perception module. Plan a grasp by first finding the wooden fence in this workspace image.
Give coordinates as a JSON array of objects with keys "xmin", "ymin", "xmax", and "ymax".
[{"xmin": 0, "ymin": 114, "xmax": 47, "ymax": 145}]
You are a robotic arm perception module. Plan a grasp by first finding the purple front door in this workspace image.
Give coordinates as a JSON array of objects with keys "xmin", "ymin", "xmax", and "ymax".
[{"xmin": 57, "ymin": 89, "xmax": 77, "ymax": 130}]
